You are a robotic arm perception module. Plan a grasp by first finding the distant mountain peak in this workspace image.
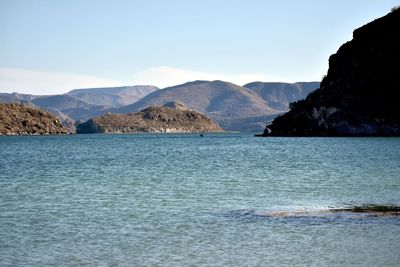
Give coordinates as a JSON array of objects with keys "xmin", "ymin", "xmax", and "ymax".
[
  {"xmin": 179, "ymin": 80, "xmax": 209, "ymax": 86},
  {"xmin": 67, "ymin": 85, "xmax": 158, "ymax": 96},
  {"xmin": 163, "ymin": 101, "xmax": 187, "ymax": 110}
]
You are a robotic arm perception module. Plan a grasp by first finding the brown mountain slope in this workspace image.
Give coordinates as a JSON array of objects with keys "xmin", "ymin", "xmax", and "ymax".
[
  {"xmin": 0, "ymin": 81, "xmax": 318, "ymax": 132},
  {"xmin": 111, "ymin": 80, "xmax": 279, "ymax": 130},
  {"xmin": 0, "ymin": 103, "xmax": 68, "ymax": 135}
]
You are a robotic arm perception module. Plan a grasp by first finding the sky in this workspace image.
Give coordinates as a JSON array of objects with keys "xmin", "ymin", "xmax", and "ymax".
[{"xmin": 0, "ymin": 0, "xmax": 398, "ymax": 95}]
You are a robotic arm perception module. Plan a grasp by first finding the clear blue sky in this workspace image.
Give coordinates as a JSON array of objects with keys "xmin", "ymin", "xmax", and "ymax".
[{"xmin": 0, "ymin": 0, "xmax": 398, "ymax": 94}]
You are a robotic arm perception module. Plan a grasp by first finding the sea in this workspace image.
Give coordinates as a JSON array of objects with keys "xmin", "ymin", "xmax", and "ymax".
[{"xmin": 0, "ymin": 133, "xmax": 399, "ymax": 266}]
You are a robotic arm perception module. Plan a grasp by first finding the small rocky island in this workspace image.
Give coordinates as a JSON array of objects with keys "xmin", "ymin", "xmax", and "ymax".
[
  {"xmin": 0, "ymin": 103, "xmax": 68, "ymax": 135},
  {"xmin": 76, "ymin": 102, "xmax": 223, "ymax": 134},
  {"xmin": 261, "ymin": 8, "xmax": 400, "ymax": 136}
]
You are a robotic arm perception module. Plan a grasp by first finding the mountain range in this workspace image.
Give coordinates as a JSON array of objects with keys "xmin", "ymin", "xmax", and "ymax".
[
  {"xmin": 0, "ymin": 86, "xmax": 159, "ymax": 130},
  {"xmin": 110, "ymin": 80, "xmax": 318, "ymax": 131},
  {"xmin": 0, "ymin": 81, "xmax": 319, "ymax": 132},
  {"xmin": 68, "ymin": 86, "xmax": 159, "ymax": 107}
]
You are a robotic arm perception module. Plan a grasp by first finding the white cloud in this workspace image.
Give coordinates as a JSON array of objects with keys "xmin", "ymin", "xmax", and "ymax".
[
  {"xmin": 0, "ymin": 68, "xmax": 124, "ymax": 95},
  {"xmin": 131, "ymin": 66, "xmax": 273, "ymax": 88}
]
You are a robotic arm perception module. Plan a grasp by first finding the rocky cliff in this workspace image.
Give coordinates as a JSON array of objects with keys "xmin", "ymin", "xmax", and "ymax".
[
  {"xmin": 76, "ymin": 102, "xmax": 223, "ymax": 134},
  {"xmin": 262, "ymin": 9, "xmax": 400, "ymax": 136},
  {"xmin": 0, "ymin": 103, "xmax": 68, "ymax": 135}
]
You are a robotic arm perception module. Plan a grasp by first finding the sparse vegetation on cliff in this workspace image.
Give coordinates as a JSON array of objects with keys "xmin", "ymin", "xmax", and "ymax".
[
  {"xmin": 0, "ymin": 103, "xmax": 68, "ymax": 135},
  {"xmin": 77, "ymin": 102, "xmax": 223, "ymax": 134}
]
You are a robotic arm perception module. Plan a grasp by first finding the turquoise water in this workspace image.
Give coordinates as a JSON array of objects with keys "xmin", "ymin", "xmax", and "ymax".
[{"xmin": 0, "ymin": 134, "xmax": 399, "ymax": 266}]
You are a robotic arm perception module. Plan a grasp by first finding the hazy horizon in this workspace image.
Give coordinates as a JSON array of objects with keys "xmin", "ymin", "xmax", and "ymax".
[
  {"xmin": 1, "ymin": 0, "xmax": 398, "ymax": 94},
  {"xmin": 0, "ymin": 78, "xmax": 322, "ymax": 97}
]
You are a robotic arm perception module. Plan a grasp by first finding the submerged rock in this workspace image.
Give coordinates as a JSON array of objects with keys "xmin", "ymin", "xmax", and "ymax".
[
  {"xmin": 262, "ymin": 205, "xmax": 400, "ymax": 218},
  {"xmin": 222, "ymin": 205, "xmax": 400, "ymax": 224},
  {"xmin": 330, "ymin": 204, "xmax": 400, "ymax": 216}
]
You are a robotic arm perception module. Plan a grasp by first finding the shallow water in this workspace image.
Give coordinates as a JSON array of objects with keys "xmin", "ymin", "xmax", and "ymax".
[{"xmin": 0, "ymin": 134, "xmax": 399, "ymax": 266}]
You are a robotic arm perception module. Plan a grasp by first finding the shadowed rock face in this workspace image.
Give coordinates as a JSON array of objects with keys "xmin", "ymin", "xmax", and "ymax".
[
  {"xmin": 0, "ymin": 103, "xmax": 68, "ymax": 135},
  {"xmin": 262, "ymin": 9, "xmax": 400, "ymax": 136},
  {"xmin": 77, "ymin": 102, "xmax": 223, "ymax": 134}
]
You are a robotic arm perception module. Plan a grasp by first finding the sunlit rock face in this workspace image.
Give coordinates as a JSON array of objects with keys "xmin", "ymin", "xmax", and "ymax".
[
  {"xmin": 76, "ymin": 102, "xmax": 223, "ymax": 134},
  {"xmin": 0, "ymin": 103, "xmax": 68, "ymax": 135}
]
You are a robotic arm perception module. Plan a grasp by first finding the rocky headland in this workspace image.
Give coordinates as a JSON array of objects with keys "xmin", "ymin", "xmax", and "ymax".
[
  {"xmin": 0, "ymin": 103, "xmax": 68, "ymax": 135},
  {"xmin": 76, "ymin": 102, "xmax": 223, "ymax": 134},
  {"xmin": 261, "ymin": 8, "xmax": 400, "ymax": 136}
]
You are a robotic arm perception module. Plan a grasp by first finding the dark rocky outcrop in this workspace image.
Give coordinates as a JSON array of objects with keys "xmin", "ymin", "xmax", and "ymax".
[
  {"xmin": 262, "ymin": 9, "xmax": 400, "ymax": 136},
  {"xmin": 77, "ymin": 102, "xmax": 223, "ymax": 134},
  {"xmin": 0, "ymin": 103, "xmax": 68, "ymax": 135}
]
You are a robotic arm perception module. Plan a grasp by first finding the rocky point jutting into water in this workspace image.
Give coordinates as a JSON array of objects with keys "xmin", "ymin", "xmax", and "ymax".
[
  {"xmin": 0, "ymin": 103, "xmax": 68, "ymax": 135},
  {"xmin": 261, "ymin": 8, "xmax": 400, "ymax": 136},
  {"xmin": 76, "ymin": 102, "xmax": 223, "ymax": 133}
]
